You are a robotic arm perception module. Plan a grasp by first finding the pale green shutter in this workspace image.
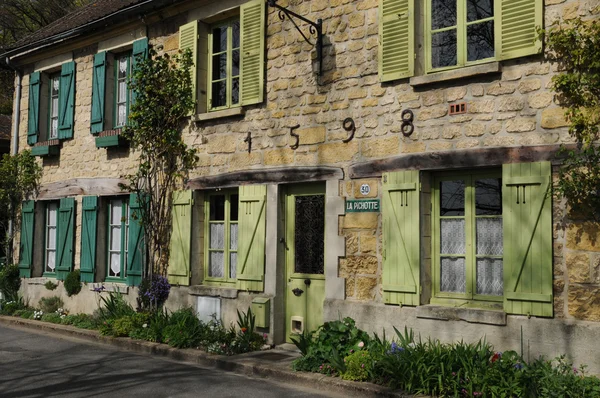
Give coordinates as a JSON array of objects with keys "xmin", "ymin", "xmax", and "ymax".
[
  {"xmin": 56, "ymin": 198, "xmax": 75, "ymax": 280},
  {"xmin": 379, "ymin": 0, "xmax": 414, "ymax": 82},
  {"xmin": 131, "ymin": 38, "xmax": 149, "ymax": 106},
  {"xmin": 382, "ymin": 170, "xmax": 420, "ymax": 306},
  {"xmin": 497, "ymin": 0, "xmax": 543, "ymax": 60},
  {"xmin": 91, "ymin": 52, "xmax": 107, "ymax": 134},
  {"xmin": 179, "ymin": 21, "xmax": 198, "ymax": 109},
  {"xmin": 58, "ymin": 61, "xmax": 75, "ymax": 139},
  {"xmin": 168, "ymin": 191, "xmax": 193, "ymax": 286},
  {"xmin": 503, "ymin": 162, "xmax": 552, "ymax": 317},
  {"xmin": 18, "ymin": 200, "xmax": 35, "ymax": 278},
  {"xmin": 240, "ymin": 0, "xmax": 265, "ymax": 106},
  {"xmin": 236, "ymin": 185, "xmax": 266, "ymax": 292},
  {"xmin": 27, "ymin": 72, "xmax": 41, "ymax": 145},
  {"xmin": 127, "ymin": 193, "xmax": 145, "ymax": 286},
  {"xmin": 80, "ymin": 196, "xmax": 98, "ymax": 283}
]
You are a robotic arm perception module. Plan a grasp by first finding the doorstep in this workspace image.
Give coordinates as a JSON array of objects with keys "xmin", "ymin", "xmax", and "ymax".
[{"xmin": 0, "ymin": 316, "xmax": 411, "ymax": 398}]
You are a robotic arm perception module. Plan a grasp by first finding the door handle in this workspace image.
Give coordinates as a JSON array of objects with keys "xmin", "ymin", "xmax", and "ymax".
[
  {"xmin": 304, "ymin": 279, "xmax": 311, "ymax": 286},
  {"xmin": 292, "ymin": 287, "xmax": 304, "ymax": 297}
]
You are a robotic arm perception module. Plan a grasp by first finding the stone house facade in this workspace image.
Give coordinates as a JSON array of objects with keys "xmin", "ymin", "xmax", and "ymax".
[{"xmin": 5, "ymin": 0, "xmax": 600, "ymax": 372}]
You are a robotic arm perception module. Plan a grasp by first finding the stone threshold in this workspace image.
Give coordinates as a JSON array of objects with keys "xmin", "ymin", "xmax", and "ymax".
[{"xmin": 0, "ymin": 316, "xmax": 410, "ymax": 398}]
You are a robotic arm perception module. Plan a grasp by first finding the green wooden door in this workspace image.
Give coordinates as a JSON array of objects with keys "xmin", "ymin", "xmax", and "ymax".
[{"xmin": 285, "ymin": 183, "xmax": 326, "ymax": 342}]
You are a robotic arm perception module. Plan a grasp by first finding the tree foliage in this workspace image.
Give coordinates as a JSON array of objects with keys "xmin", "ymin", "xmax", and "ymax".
[
  {"xmin": 121, "ymin": 48, "xmax": 198, "ymax": 277},
  {"xmin": 0, "ymin": 150, "xmax": 42, "ymax": 263},
  {"xmin": 543, "ymin": 19, "xmax": 600, "ymax": 220}
]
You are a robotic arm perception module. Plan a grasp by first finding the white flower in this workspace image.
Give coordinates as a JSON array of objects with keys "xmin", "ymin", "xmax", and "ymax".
[
  {"xmin": 142, "ymin": 323, "xmax": 148, "ymax": 328},
  {"xmin": 358, "ymin": 341, "xmax": 365, "ymax": 348}
]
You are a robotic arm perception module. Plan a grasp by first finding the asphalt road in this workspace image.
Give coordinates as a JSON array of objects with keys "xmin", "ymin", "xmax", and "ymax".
[{"xmin": 0, "ymin": 324, "xmax": 342, "ymax": 398}]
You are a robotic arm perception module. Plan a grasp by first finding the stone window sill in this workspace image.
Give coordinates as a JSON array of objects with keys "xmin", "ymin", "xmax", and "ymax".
[
  {"xmin": 25, "ymin": 277, "xmax": 55, "ymax": 285},
  {"xmin": 193, "ymin": 107, "xmax": 245, "ymax": 122},
  {"xmin": 416, "ymin": 304, "xmax": 506, "ymax": 326},
  {"xmin": 188, "ymin": 285, "xmax": 238, "ymax": 299},
  {"xmin": 410, "ymin": 62, "xmax": 501, "ymax": 87},
  {"xmin": 89, "ymin": 283, "xmax": 129, "ymax": 294}
]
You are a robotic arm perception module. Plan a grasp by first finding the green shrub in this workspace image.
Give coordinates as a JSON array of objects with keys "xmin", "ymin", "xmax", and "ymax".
[
  {"xmin": 60, "ymin": 313, "xmax": 99, "ymax": 329},
  {"xmin": 97, "ymin": 292, "xmax": 135, "ymax": 321},
  {"xmin": 111, "ymin": 316, "xmax": 135, "ymax": 337},
  {"xmin": 38, "ymin": 296, "xmax": 63, "ymax": 314},
  {"xmin": 63, "ymin": 270, "xmax": 81, "ymax": 297},
  {"xmin": 130, "ymin": 310, "xmax": 168, "ymax": 342},
  {"xmin": 0, "ymin": 298, "xmax": 27, "ymax": 315},
  {"xmin": 44, "ymin": 280, "xmax": 58, "ymax": 291},
  {"xmin": 342, "ymin": 350, "xmax": 373, "ymax": 382},
  {"xmin": 41, "ymin": 313, "xmax": 62, "ymax": 324},
  {"xmin": 523, "ymin": 356, "xmax": 600, "ymax": 398},
  {"xmin": 163, "ymin": 307, "xmax": 203, "ymax": 348},
  {"xmin": 0, "ymin": 264, "xmax": 21, "ymax": 301}
]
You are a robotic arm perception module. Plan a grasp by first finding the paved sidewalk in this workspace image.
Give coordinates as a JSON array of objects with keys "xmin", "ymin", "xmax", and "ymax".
[{"xmin": 0, "ymin": 316, "xmax": 411, "ymax": 397}]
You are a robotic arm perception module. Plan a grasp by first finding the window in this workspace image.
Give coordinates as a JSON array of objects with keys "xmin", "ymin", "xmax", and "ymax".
[
  {"xmin": 427, "ymin": 0, "xmax": 494, "ymax": 71},
  {"xmin": 45, "ymin": 202, "xmax": 58, "ymax": 274},
  {"xmin": 432, "ymin": 172, "xmax": 503, "ymax": 303},
  {"xmin": 114, "ymin": 53, "xmax": 132, "ymax": 128},
  {"xmin": 48, "ymin": 74, "xmax": 60, "ymax": 139},
  {"xmin": 107, "ymin": 198, "xmax": 130, "ymax": 280},
  {"xmin": 205, "ymin": 191, "xmax": 239, "ymax": 284},
  {"xmin": 209, "ymin": 19, "xmax": 240, "ymax": 111}
]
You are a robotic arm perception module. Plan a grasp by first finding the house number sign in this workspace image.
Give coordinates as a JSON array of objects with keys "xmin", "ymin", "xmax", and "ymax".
[{"xmin": 346, "ymin": 199, "xmax": 380, "ymax": 213}]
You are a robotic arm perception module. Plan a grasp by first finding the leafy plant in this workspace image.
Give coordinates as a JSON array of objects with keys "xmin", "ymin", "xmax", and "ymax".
[
  {"xmin": 38, "ymin": 296, "xmax": 63, "ymax": 314},
  {"xmin": 163, "ymin": 307, "xmax": 203, "ymax": 348},
  {"xmin": 0, "ymin": 264, "xmax": 21, "ymax": 301},
  {"xmin": 97, "ymin": 292, "xmax": 135, "ymax": 321},
  {"xmin": 63, "ymin": 270, "xmax": 81, "ymax": 296},
  {"xmin": 290, "ymin": 330, "xmax": 314, "ymax": 356},
  {"xmin": 236, "ymin": 307, "xmax": 255, "ymax": 332},
  {"xmin": 44, "ymin": 280, "xmax": 58, "ymax": 291},
  {"xmin": 137, "ymin": 275, "xmax": 170, "ymax": 311},
  {"xmin": 342, "ymin": 350, "xmax": 373, "ymax": 381},
  {"xmin": 40, "ymin": 312, "xmax": 62, "ymax": 324},
  {"xmin": 60, "ymin": 313, "xmax": 98, "ymax": 329}
]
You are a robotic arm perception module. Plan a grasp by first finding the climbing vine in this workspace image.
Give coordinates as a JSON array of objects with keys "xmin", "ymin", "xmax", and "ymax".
[{"xmin": 543, "ymin": 19, "xmax": 600, "ymax": 220}]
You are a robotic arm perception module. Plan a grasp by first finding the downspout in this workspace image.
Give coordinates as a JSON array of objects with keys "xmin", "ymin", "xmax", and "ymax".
[{"xmin": 4, "ymin": 56, "xmax": 22, "ymax": 265}]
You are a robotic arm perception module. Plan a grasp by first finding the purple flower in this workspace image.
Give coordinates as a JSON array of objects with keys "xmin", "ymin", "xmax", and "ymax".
[
  {"xmin": 514, "ymin": 363, "xmax": 524, "ymax": 370},
  {"xmin": 92, "ymin": 285, "xmax": 105, "ymax": 293}
]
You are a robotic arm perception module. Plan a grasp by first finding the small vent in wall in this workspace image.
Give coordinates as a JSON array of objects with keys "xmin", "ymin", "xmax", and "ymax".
[{"xmin": 449, "ymin": 102, "xmax": 467, "ymax": 115}]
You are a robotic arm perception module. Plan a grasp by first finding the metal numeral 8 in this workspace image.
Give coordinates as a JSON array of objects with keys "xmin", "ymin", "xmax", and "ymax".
[{"xmin": 401, "ymin": 109, "xmax": 414, "ymax": 137}]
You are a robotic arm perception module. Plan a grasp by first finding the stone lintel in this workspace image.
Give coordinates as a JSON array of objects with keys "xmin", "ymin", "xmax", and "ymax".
[
  {"xmin": 187, "ymin": 166, "xmax": 344, "ymax": 190},
  {"xmin": 37, "ymin": 178, "xmax": 128, "ymax": 200},
  {"xmin": 416, "ymin": 305, "xmax": 507, "ymax": 326}
]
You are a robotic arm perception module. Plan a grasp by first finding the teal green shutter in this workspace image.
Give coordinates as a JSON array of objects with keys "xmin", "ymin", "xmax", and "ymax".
[
  {"xmin": 58, "ymin": 61, "xmax": 75, "ymax": 139},
  {"xmin": 79, "ymin": 196, "xmax": 98, "ymax": 283},
  {"xmin": 379, "ymin": 0, "xmax": 414, "ymax": 82},
  {"xmin": 127, "ymin": 193, "xmax": 145, "ymax": 286},
  {"xmin": 18, "ymin": 201, "xmax": 35, "ymax": 278},
  {"xmin": 56, "ymin": 198, "xmax": 75, "ymax": 280},
  {"xmin": 91, "ymin": 52, "xmax": 106, "ymax": 134},
  {"xmin": 179, "ymin": 21, "xmax": 198, "ymax": 109},
  {"xmin": 27, "ymin": 72, "xmax": 41, "ymax": 145},
  {"xmin": 503, "ymin": 162, "xmax": 552, "ymax": 317},
  {"xmin": 382, "ymin": 171, "xmax": 420, "ymax": 306},
  {"xmin": 497, "ymin": 0, "xmax": 543, "ymax": 60},
  {"xmin": 236, "ymin": 185, "xmax": 266, "ymax": 292},
  {"xmin": 168, "ymin": 191, "xmax": 193, "ymax": 285},
  {"xmin": 131, "ymin": 38, "xmax": 149, "ymax": 106},
  {"xmin": 240, "ymin": 0, "xmax": 265, "ymax": 106}
]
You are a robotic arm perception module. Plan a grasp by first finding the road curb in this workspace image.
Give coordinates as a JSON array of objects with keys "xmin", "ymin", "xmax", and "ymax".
[{"xmin": 0, "ymin": 316, "xmax": 412, "ymax": 397}]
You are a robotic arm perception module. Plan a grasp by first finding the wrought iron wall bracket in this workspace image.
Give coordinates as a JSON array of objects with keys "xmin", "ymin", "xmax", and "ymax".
[
  {"xmin": 268, "ymin": 0, "xmax": 323, "ymax": 79},
  {"xmin": 290, "ymin": 124, "xmax": 300, "ymax": 150}
]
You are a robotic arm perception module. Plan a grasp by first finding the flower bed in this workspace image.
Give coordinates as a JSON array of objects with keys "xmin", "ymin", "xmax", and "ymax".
[{"xmin": 291, "ymin": 317, "xmax": 600, "ymax": 397}]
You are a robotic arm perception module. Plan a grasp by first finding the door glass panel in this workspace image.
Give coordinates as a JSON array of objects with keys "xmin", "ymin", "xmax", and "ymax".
[
  {"xmin": 209, "ymin": 195, "xmax": 225, "ymax": 220},
  {"xmin": 47, "ymin": 250, "xmax": 56, "ymax": 272},
  {"xmin": 476, "ymin": 258, "xmax": 503, "ymax": 296},
  {"xmin": 440, "ymin": 180, "xmax": 465, "ymax": 216},
  {"xmin": 476, "ymin": 218, "xmax": 502, "ymax": 255},
  {"xmin": 230, "ymin": 223, "xmax": 238, "ymax": 250},
  {"xmin": 440, "ymin": 218, "xmax": 465, "ymax": 254},
  {"xmin": 294, "ymin": 195, "xmax": 325, "ymax": 275},
  {"xmin": 230, "ymin": 252, "xmax": 237, "ymax": 279},
  {"xmin": 110, "ymin": 227, "xmax": 121, "ymax": 251},
  {"xmin": 110, "ymin": 253, "xmax": 121, "ymax": 276},
  {"xmin": 475, "ymin": 178, "xmax": 502, "ymax": 215},
  {"xmin": 440, "ymin": 257, "xmax": 466, "ymax": 293},
  {"xmin": 47, "ymin": 227, "xmax": 56, "ymax": 249},
  {"xmin": 230, "ymin": 194, "xmax": 239, "ymax": 221},
  {"xmin": 209, "ymin": 251, "xmax": 224, "ymax": 277},
  {"xmin": 210, "ymin": 223, "xmax": 225, "ymax": 249}
]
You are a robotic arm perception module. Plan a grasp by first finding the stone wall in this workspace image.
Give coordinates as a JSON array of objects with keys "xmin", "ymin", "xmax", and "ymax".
[{"xmin": 12, "ymin": 0, "xmax": 600, "ymax": 328}]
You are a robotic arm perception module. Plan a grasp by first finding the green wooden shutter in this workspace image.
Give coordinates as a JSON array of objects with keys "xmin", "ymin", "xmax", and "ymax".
[
  {"xmin": 382, "ymin": 170, "xmax": 420, "ymax": 306},
  {"xmin": 379, "ymin": 0, "xmax": 414, "ymax": 82},
  {"xmin": 240, "ymin": 0, "xmax": 265, "ymax": 106},
  {"xmin": 91, "ymin": 52, "xmax": 107, "ymax": 134},
  {"xmin": 236, "ymin": 185, "xmax": 266, "ymax": 292},
  {"xmin": 127, "ymin": 192, "xmax": 145, "ymax": 286},
  {"xmin": 27, "ymin": 72, "xmax": 41, "ymax": 145},
  {"xmin": 497, "ymin": 0, "xmax": 543, "ymax": 60},
  {"xmin": 79, "ymin": 196, "xmax": 98, "ymax": 283},
  {"xmin": 56, "ymin": 198, "xmax": 75, "ymax": 280},
  {"xmin": 131, "ymin": 38, "xmax": 149, "ymax": 106},
  {"xmin": 179, "ymin": 21, "xmax": 198, "ymax": 109},
  {"xmin": 18, "ymin": 200, "xmax": 35, "ymax": 278},
  {"xmin": 168, "ymin": 191, "xmax": 193, "ymax": 286},
  {"xmin": 503, "ymin": 162, "xmax": 552, "ymax": 317},
  {"xmin": 58, "ymin": 61, "xmax": 75, "ymax": 139}
]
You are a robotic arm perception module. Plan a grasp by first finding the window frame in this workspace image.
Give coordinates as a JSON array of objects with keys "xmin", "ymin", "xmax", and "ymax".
[
  {"xmin": 425, "ymin": 0, "xmax": 496, "ymax": 73},
  {"xmin": 44, "ymin": 202, "xmax": 59, "ymax": 276},
  {"xmin": 431, "ymin": 170, "xmax": 503, "ymax": 306},
  {"xmin": 106, "ymin": 197, "xmax": 130, "ymax": 282},
  {"xmin": 204, "ymin": 189, "xmax": 239, "ymax": 286},
  {"xmin": 47, "ymin": 73, "xmax": 60, "ymax": 140},
  {"xmin": 113, "ymin": 52, "xmax": 132, "ymax": 129},
  {"xmin": 207, "ymin": 17, "xmax": 241, "ymax": 112}
]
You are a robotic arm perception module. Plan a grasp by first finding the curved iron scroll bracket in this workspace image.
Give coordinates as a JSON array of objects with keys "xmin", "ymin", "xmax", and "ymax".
[
  {"xmin": 244, "ymin": 132, "xmax": 252, "ymax": 153},
  {"xmin": 290, "ymin": 124, "xmax": 300, "ymax": 150},
  {"xmin": 267, "ymin": 0, "xmax": 323, "ymax": 80},
  {"xmin": 342, "ymin": 117, "xmax": 355, "ymax": 143}
]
